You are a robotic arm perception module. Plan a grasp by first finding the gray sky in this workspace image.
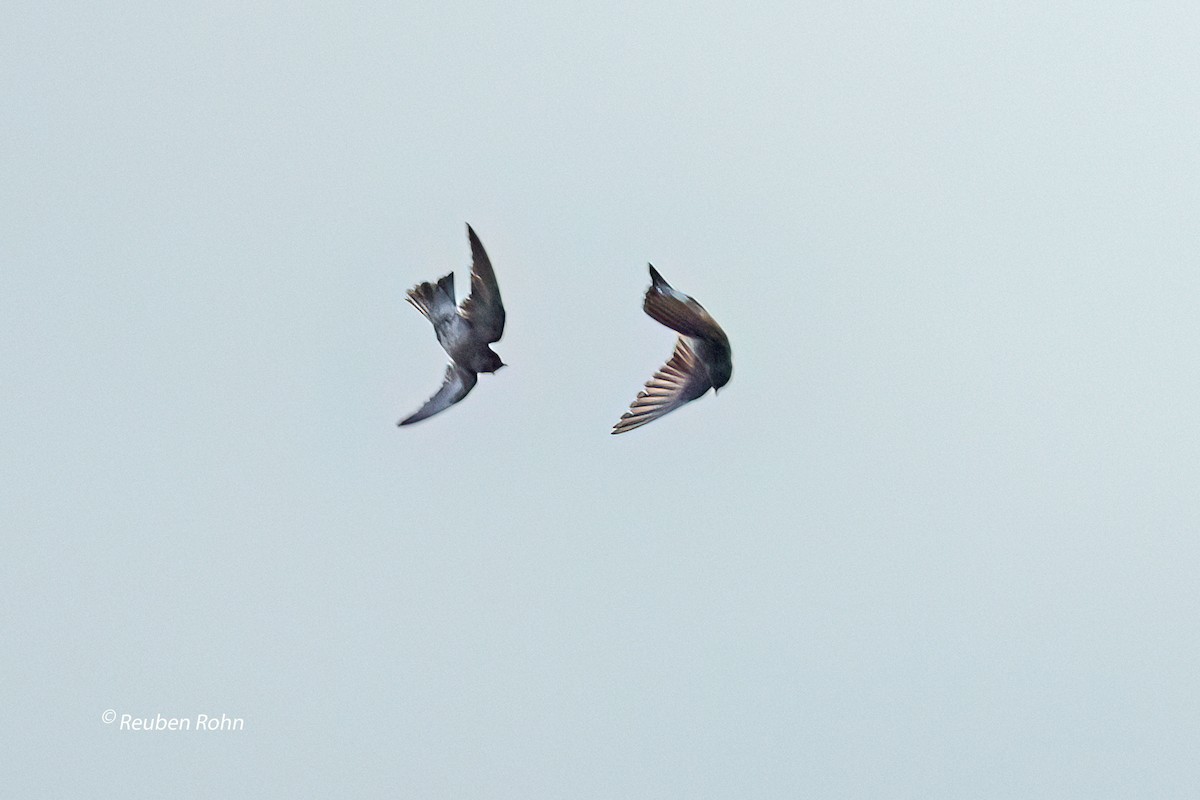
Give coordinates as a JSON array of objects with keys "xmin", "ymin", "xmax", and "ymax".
[{"xmin": 4, "ymin": 1, "xmax": 1200, "ymax": 797}]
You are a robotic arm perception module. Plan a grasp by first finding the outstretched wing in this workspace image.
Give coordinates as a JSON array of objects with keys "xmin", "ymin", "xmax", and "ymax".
[
  {"xmin": 611, "ymin": 338, "xmax": 712, "ymax": 434},
  {"xmin": 459, "ymin": 224, "xmax": 505, "ymax": 343},
  {"xmin": 398, "ymin": 364, "xmax": 478, "ymax": 426}
]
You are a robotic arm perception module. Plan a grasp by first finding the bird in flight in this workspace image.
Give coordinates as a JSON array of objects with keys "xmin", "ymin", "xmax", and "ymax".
[
  {"xmin": 612, "ymin": 265, "xmax": 732, "ymax": 434},
  {"xmin": 398, "ymin": 224, "xmax": 506, "ymax": 426}
]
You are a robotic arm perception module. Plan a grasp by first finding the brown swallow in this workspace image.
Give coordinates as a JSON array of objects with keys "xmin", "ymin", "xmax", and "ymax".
[
  {"xmin": 398, "ymin": 224, "xmax": 506, "ymax": 426},
  {"xmin": 611, "ymin": 265, "xmax": 732, "ymax": 434}
]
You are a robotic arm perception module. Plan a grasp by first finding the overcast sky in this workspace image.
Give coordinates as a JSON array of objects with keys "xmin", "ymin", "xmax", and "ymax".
[{"xmin": 4, "ymin": 2, "xmax": 1200, "ymax": 797}]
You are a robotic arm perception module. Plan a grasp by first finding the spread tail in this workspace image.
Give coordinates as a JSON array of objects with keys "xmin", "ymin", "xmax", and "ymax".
[{"xmin": 406, "ymin": 273, "xmax": 456, "ymax": 321}]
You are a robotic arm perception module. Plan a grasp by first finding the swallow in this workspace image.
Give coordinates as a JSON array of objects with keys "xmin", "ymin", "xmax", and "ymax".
[
  {"xmin": 398, "ymin": 224, "xmax": 506, "ymax": 426},
  {"xmin": 611, "ymin": 265, "xmax": 732, "ymax": 434}
]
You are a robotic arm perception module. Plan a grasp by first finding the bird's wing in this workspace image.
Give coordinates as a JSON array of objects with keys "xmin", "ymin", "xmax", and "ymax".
[
  {"xmin": 611, "ymin": 337, "xmax": 712, "ymax": 434},
  {"xmin": 643, "ymin": 264, "xmax": 728, "ymax": 344},
  {"xmin": 459, "ymin": 225, "xmax": 505, "ymax": 343},
  {"xmin": 398, "ymin": 364, "xmax": 478, "ymax": 426}
]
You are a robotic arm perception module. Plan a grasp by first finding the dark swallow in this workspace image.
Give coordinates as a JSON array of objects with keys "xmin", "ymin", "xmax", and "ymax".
[
  {"xmin": 612, "ymin": 265, "xmax": 731, "ymax": 434},
  {"xmin": 398, "ymin": 224, "xmax": 506, "ymax": 426}
]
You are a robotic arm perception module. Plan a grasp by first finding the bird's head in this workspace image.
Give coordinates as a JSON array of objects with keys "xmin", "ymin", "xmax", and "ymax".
[{"xmin": 481, "ymin": 349, "xmax": 506, "ymax": 374}]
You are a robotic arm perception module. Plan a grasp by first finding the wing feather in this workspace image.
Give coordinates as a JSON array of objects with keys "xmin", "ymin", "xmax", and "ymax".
[
  {"xmin": 398, "ymin": 364, "xmax": 478, "ymax": 426},
  {"xmin": 611, "ymin": 338, "xmax": 712, "ymax": 434},
  {"xmin": 459, "ymin": 225, "xmax": 505, "ymax": 343}
]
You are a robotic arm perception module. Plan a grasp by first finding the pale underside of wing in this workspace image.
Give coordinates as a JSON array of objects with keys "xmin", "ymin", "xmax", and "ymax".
[
  {"xmin": 611, "ymin": 337, "xmax": 711, "ymax": 434},
  {"xmin": 459, "ymin": 225, "xmax": 505, "ymax": 343},
  {"xmin": 399, "ymin": 363, "xmax": 478, "ymax": 426}
]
